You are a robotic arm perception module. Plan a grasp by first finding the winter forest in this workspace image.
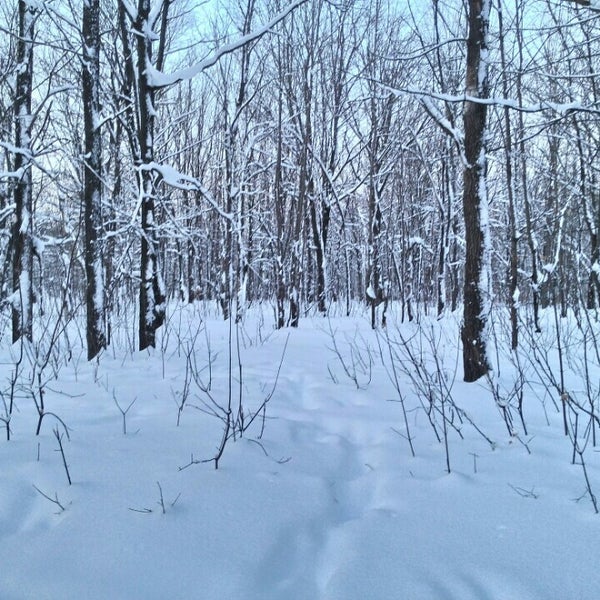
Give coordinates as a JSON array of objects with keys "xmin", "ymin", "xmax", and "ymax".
[
  {"xmin": 2, "ymin": 0, "xmax": 600, "ymax": 372},
  {"xmin": 3, "ymin": 0, "xmax": 600, "ymax": 598}
]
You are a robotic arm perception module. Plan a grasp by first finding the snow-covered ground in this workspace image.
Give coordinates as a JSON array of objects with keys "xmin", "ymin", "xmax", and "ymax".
[{"xmin": 1, "ymin": 305, "xmax": 599, "ymax": 599}]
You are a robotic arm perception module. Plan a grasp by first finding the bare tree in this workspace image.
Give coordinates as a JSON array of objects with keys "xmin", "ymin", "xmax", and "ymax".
[
  {"xmin": 360, "ymin": 0, "xmax": 400, "ymax": 329},
  {"xmin": 118, "ymin": 0, "xmax": 169, "ymax": 350},
  {"xmin": 216, "ymin": 0, "xmax": 257, "ymax": 322},
  {"xmin": 498, "ymin": 0, "xmax": 519, "ymax": 349}
]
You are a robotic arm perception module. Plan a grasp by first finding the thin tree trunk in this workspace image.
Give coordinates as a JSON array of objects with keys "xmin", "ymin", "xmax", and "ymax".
[
  {"xmin": 309, "ymin": 196, "xmax": 329, "ymax": 314},
  {"xmin": 12, "ymin": 0, "xmax": 35, "ymax": 344},
  {"xmin": 273, "ymin": 66, "xmax": 286, "ymax": 329},
  {"xmin": 498, "ymin": 1, "xmax": 519, "ymax": 350},
  {"xmin": 367, "ymin": 174, "xmax": 384, "ymax": 329},
  {"xmin": 515, "ymin": 0, "xmax": 541, "ymax": 332}
]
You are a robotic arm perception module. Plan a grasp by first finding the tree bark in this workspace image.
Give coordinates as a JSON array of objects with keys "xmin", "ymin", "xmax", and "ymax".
[
  {"xmin": 135, "ymin": 0, "xmax": 167, "ymax": 350},
  {"xmin": 83, "ymin": 0, "xmax": 106, "ymax": 359},
  {"xmin": 12, "ymin": 0, "xmax": 35, "ymax": 344},
  {"xmin": 461, "ymin": 0, "xmax": 491, "ymax": 382}
]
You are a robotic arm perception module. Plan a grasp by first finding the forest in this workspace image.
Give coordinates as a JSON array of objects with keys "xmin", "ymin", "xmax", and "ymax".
[
  {"xmin": 0, "ymin": 0, "xmax": 597, "ymax": 373},
  {"xmin": 2, "ymin": 1, "xmax": 600, "ymax": 598}
]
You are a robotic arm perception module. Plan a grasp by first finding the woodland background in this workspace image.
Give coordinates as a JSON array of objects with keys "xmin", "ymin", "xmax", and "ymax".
[{"xmin": 0, "ymin": 0, "xmax": 599, "ymax": 375}]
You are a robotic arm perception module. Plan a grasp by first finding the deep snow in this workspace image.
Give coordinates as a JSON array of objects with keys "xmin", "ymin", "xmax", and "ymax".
[{"xmin": 1, "ymin": 305, "xmax": 599, "ymax": 599}]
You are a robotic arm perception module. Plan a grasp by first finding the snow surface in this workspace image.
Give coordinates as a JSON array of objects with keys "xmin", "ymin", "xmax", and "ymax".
[{"xmin": 1, "ymin": 305, "xmax": 599, "ymax": 599}]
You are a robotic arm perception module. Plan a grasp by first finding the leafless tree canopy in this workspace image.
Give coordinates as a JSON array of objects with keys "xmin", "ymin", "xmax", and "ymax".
[{"xmin": 0, "ymin": 0, "xmax": 598, "ymax": 381}]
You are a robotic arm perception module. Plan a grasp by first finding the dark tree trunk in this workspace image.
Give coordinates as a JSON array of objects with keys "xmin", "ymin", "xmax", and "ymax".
[
  {"xmin": 367, "ymin": 178, "xmax": 384, "ymax": 330},
  {"xmin": 273, "ymin": 76, "xmax": 286, "ymax": 330},
  {"xmin": 498, "ymin": 2, "xmax": 519, "ymax": 350},
  {"xmin": 309, "ymin": 197, "xmax": 329, "ymax": 314},
  {"xmin": 135, "ymin": 0, "xmax": 167, "ymax": 350},
  {"xmin": 588, "ymin": 232, "xmax": 600, "ymax": 309},
  {"xmin": 83, "ymin": 0, "xmax": 106, "ymax": 360},
  {"xmin": 12, "ymin": 0, "xmax": 35, "ymax": 344},
  {"xmin": 461, "ymin": 0, "xmax": 491, "ymax": 382}
]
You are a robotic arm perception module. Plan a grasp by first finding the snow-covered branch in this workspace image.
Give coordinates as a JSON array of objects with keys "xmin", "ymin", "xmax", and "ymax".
[
  {"xmin": 145, "ymin": 0, "xmax": 308, "ymax": 88},
  {"xmin": 387, "ymin": 85, "xmax": 600, "ymax": 116},
  {"xmin": 138, "ymin": 162, "xmax": 233, "ymax": 221},
  {"xmin": 419, "ymin": 96, "xmax": 465, "ymax": 163}
]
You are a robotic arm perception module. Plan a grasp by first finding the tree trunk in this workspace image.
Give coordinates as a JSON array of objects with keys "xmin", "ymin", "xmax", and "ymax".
[
  {"xmin": 498, "ymin": 1, "xmax": 519, "ymax": 350},
  {"xmin": 83, "ymin": 0, "xmax": 106, "ymax": 359},
  {"xmin": 273, "ymin": 71, "xmax": 286, "ymax": 330},
  {"xmin": 461, "ymin": 0, "xmax": 491, "ymax": 382},
  {"xmin": 12, "ymin": 0, "xmax": 35, "ymax": 344},
  {"xmin": 135, "ymin": 0, "xmax": 167, "ymax": 350},
  {"xmin": 367, "ymin": 176, "xmax": 384, "ymax": 329},
  {"xmin": 309, "ymin": 196, "xmax": 329, "ymax": 314}
]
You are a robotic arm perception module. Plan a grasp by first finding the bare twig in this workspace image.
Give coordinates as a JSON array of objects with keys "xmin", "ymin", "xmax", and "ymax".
[
  {"xmin": 113, "ymin": 392, "xmax": 136, "ymax": 435},
  {"xmin": 157, "ymin": 481, "xmax": 166, "ymax": 514},
  {"xmin": 508, "ymin": 483, "xmax": 538, "ymax": 499},
  {"xmin": 33, "ymin": 484, "xmax": 67, "ymax": 513},
  {"xmin": 53, "ymin": 426, "xmax": 72, "ymax": 485}
]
